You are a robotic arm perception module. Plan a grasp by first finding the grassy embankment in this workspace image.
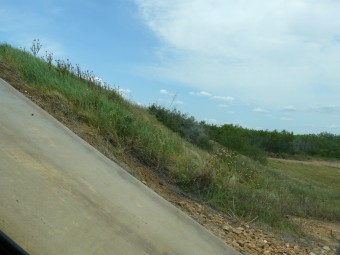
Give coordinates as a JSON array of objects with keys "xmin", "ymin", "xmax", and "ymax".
[
  {"xmin": 268, "ymin": 158, "xmax": 340, "ymax": 212},
  {"xmin": 0, "ymin": 43, "xmax": 339, "ymax": 234}
]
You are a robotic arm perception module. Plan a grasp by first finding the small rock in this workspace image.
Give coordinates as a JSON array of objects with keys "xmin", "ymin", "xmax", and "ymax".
[
  {"xmin": 178, "ymin": 201, "xmax": 187, "ymax": 207},
  {"xmin": 322, "ymin": 246, "xmax": 330, "ymax": 251},
  {"xmin": 247, "ymin": 243, "xmax": 256, "ymax": 249},
  {"xmin": 231, "ymin": 240, "xmax": 239, "ymax": 247},
  {"xmin": 313, "ymin": 248, "xmax": 323, "ymax": 254},
  {"xmin": 223, "ymin": 225, "xmax": 230, "ymax": 231},
  {"xmin": 232, "ymin": 228, "xmax": 242, "ymax": 235},
  {"xmin": 309, "ymin": 253, "xmax": 316, "ymax": 255},
  {"xmin": 261, "ymin": 242, "xmax": 269, "ymax": 249},
  {"xmin": 237, "ymin": 240, "xmax": 245, "ymax": 247}
]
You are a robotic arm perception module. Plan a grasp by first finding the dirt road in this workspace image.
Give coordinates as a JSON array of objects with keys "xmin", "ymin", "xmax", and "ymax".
[{"xmin": 0, "ymin": 78, "xmax": 240, "ymax": 255}]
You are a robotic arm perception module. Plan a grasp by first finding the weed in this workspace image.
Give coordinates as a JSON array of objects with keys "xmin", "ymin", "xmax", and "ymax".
[
  {"xmin": 55, "ymin": 59, "xmax": 73, "ymax": 77},
  {"xmin": 44, "ymin": 51, "xmax": 53, "ymax": 70},
  {"xmin": 30, "ymin": 39, "xmax": 42, "ymax": 56},
  {"xmin": 75, "ymin": 64, "xmax": 82, "ymax": 79}
]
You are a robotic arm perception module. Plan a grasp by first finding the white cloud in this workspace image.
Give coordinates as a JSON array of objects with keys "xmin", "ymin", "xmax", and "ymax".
[
  {"xmin": 160, "ymin": 89, "xmax": 176, "ymax": 96},
  {"xmin": 160, "ymin": 89, "xmax": 170, "ymax": 94},
  {"xmin": 135, "ymin": 0, "xmax": 340, "ymax": 107},
  {"xmin": 189, "ymin": 91, "xmax": 212, "ymax": 97},
  {"xmin": 329, "ymin": 124, "xmax": 340, "ymax": 128},
  {"xmin": 212, "ymin": 96, "xmax": 235, "ymax": 103},
  {"xmin": 189, "ymin": 90, "xmax": 235, "ymax": 105},
  {"xmin": 253, "ymin": 108, "xmax": 269, "ymax": 113},
  {"xmin": 158, "ymin": 89, "xmax": 183, "ymax": 105}
]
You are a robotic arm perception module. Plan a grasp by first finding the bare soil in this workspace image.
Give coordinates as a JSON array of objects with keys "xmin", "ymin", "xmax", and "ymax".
[
  {"xmin": 1, "ymin": 62, "xmax": 339, "ymax": 254},
  {"xmin": 291, "ymin": 217, "xmax": 340, "ymax": 247}
]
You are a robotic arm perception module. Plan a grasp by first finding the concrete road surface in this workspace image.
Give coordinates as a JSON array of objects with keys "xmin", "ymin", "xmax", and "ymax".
[{"xmin": 0, "ymin": 78, "xmax": 241, "ymax": 255}]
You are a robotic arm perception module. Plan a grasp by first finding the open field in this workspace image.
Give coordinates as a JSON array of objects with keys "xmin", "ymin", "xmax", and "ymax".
[{"xmin": 268, "ymin": 158, "xmax": 340, "ymax": 189}]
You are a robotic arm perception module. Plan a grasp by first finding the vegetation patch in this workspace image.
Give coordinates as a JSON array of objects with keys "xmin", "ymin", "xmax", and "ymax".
[{"xmin": 149, "ymin": 104, "xmax": 340, "ymax": 162}]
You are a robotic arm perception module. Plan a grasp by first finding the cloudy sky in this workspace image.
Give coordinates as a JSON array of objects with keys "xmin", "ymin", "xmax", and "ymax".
[{"xmin": 1, "ymin": 0, "xmax": 340, "ymax": 134}]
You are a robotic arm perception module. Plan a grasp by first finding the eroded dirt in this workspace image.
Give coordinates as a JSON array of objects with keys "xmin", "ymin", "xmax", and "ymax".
[{"xmin": 291, "ymin": 217, "xmax": 340, "ymax": 247}]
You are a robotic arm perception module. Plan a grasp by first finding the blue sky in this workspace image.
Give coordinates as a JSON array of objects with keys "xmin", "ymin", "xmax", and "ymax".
[{"xmin": 1, "ymin": 0, "xmax": 340, "ymax": 134}]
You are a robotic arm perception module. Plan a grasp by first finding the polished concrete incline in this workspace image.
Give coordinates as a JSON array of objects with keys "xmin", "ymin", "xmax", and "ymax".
[{"xmin": 0, "ymin": 78, "xmax": 241, "ymax": 255}]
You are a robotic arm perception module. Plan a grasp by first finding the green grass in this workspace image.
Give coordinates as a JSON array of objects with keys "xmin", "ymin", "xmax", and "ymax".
[
  {"xmin": 268, "ymin": 159, "xmax": 340, "ymax": 217},
  {"xmin": 268, "ymin": 159, "xmax": 340, "ymax": 188},
  {"xmin": 1, "ymin": 42, "xmax": 339, "ymax": 234}
]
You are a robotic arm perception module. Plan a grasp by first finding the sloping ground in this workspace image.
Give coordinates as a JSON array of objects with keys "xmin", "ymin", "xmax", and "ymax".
[
  {"xmin": 0, "ymin": 78, "xmax": 239, "ymax": 254},
  {"xmin": 1, "ymin": 63, "xmax": 339, "ymax": 254},
  {"xmin": 291, "ymin": 217, "xmax": 340, "ymax": 249}
]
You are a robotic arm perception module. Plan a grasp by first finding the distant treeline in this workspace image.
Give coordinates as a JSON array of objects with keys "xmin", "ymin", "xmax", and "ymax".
[{"xmin": 149, "ymin": 104, "xmax": 340, "ymax": 162}]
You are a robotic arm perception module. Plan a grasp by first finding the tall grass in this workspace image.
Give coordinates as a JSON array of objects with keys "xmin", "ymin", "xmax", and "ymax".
[{"xmin": 1, "ymin": 42, "xmax": 339, "ymax": 233}]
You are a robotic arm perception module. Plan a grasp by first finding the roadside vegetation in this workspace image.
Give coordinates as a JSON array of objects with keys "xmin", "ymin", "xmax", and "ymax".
[{"xmin": 0, "ymin": 41, "xmax": 339, "ymax": 234}]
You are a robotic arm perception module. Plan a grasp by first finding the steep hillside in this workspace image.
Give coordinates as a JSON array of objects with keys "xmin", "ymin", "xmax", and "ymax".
[{"xmin": 1, "ymin": 43, "xmax": 339, "ymax": 254}]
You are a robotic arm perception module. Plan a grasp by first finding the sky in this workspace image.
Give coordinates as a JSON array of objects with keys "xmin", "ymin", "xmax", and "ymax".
[{"xmin": 1, "ymin": 0, "xmax": 340, "ymax": 134}]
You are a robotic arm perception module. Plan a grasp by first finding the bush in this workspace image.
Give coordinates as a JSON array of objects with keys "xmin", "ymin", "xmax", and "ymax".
[{"xmin": 149, "ymin": 104, "xmax": 212, "ymax": 150}]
